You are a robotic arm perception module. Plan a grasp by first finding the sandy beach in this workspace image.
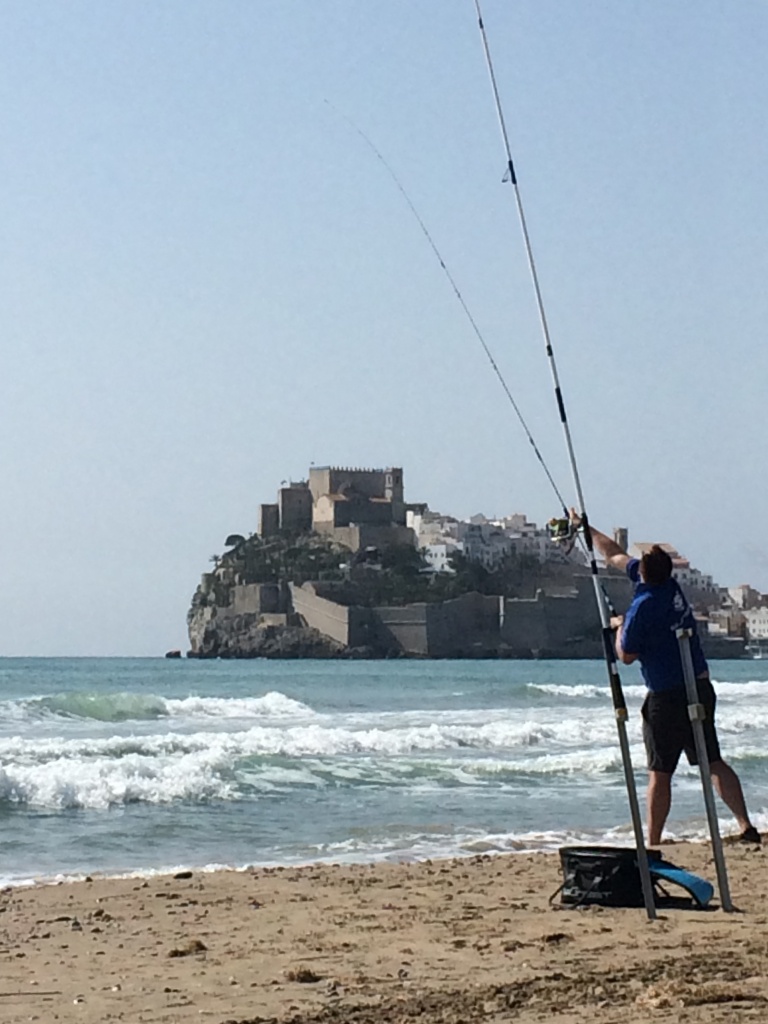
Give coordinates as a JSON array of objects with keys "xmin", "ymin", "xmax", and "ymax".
[{"xmin": 1, "ymin": 840, "xmax": 766, "ymax": 1024}]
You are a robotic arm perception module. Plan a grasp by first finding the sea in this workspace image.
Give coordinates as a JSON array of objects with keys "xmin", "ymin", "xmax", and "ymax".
[{"xmin": 1, "ymin": 657, "xmax": 766, "ymax": 887}]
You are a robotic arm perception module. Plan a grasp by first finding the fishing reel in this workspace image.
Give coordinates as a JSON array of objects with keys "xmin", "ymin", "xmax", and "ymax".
[{"xmin": 547, "ymin": 517, "xmax": 579, "ymax": 554}]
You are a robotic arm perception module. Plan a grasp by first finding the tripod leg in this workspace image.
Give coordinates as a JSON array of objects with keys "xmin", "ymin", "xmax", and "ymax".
[{"xmin": 676, "ymin": 629, "xmax": 733, "ymax": 911}]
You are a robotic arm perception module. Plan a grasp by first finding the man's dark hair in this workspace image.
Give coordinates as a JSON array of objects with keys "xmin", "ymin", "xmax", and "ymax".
[{"xmin": 641, "ymin": 545, "xmax": 673, "ymax": 585}]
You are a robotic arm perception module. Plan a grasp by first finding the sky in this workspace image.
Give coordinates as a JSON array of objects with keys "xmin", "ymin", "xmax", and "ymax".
[{"xmin": 2, "ymin": 1, "xmax": 767, "ymax": 656}]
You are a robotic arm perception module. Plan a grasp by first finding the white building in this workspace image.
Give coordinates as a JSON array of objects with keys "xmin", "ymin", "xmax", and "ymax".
[
  {"xmin": 410, "ymin": 507, "xmax": 585, "ymax": 572},
  {"xmin": 744, "ymin": 607, "xmax": 768, "ymax": 640},
  {"xmin": 407, "ymin": 509, "xmax": 460, "ymax": 545},
  {"xmin": 407, "ymin": 509, "xmax": 463, "ymax": 573},
  {"xmin": 460, "ymin": 522, "xmax": 513, "ymax": 569},
  {"xmin": 423, "ymin": 542, "xmax": 461, "ymax": 574}
]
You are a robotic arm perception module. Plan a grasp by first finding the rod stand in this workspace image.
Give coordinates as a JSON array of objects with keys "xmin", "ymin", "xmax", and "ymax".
[{"xmin": 676, "ymin": 628, "xmax": 733, "ymax": 911}]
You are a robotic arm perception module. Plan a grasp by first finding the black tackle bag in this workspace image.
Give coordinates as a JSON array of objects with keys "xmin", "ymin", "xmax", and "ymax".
[{"xmin": 553, "ymin": 845, "xmax": 661, "ymax": 908}]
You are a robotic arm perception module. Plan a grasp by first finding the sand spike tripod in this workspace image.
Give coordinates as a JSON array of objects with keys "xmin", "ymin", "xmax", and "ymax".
[
  {"xmin": 676, "ymin": 629, "xmax": 733, "ymax": 911},
  {"xmin": 472, "ymin": 0, "xmax": 657, "ymax": 919}
]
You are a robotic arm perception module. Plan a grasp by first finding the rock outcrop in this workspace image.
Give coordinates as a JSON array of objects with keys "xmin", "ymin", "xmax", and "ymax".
[{"xmin": 187, "ymin": 614, "xmax": 347, "ymax": 659}]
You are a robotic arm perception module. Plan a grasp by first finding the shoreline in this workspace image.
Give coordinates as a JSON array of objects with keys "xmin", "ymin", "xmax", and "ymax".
[
  {"xmin": 2, "ymin": 840, "xmax": 766, "ymax": 1024},
  {"xmin": 2, "ymin": 818, "xmax": 760, "ymax": 891},
  {"xmin": 0, "ymin": 827, "xmax": 742, "ymax": 891}
]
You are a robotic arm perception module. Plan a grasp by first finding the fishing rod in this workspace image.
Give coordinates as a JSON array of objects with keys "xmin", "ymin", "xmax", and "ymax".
[{"xmin": 472, "ymin": 0, "xmax": 657, "ymax": 920}]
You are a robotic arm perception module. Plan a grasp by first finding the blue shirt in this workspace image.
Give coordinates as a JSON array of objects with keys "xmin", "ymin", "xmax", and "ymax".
[{"xmin": 621, "ymin": 559, "xmax": 708, "ymax": 692}]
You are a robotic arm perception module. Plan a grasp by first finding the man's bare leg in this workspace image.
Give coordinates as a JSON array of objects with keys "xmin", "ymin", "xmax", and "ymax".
[
  {"xmin": 709, "ymin": 760, "xmax": 752, "ymax": 833},
  {"xmin": 647, "ymin": 770, "xmax": 672, "ymax": 846}
]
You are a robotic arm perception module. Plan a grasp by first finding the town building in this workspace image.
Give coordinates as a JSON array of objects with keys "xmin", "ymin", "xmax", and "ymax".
[
  {"xmin": 728, "ymin": 584, "xmax": 765, "ymax": 610},
  {"xmin": 744, "ymin": 607, "xmax": 768, "ymax": 641},
  {"xmin": 408, "ymin": 508, "xmax": 584, "ymax": 572}
]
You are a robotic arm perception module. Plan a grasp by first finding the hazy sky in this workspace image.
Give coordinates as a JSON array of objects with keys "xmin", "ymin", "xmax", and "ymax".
[{"xmin": 3, "ymin": 1, "xmax": 767, "ymax": 656}]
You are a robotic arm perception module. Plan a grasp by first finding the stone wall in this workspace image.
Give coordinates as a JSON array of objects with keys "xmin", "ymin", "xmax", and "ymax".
[
  {"xmin": 278, "ymin": 485, "xmax": 312, "ymax": 533},
  {"xmin": 258, "ymin": 504, "xmax": 279, "ymax": 538},
  {"xmin": 368, "ymin": 593, "xmax": 500, "ymax": 657},
  {"xmin": 428, "ymin": 593, "xmax": 500, "ymax": 657},
  {"xmin": 501, "ymin": 594, "xmax": 549, "ymax": 655},
  {"xmin": 371, "ymin": 605, "xmax": 429, "ymax": 655},
  {"xmin": 231, "ymin": 583, "xmax": 282, "ymax": 616},
  {"xmin": 190, "ymin": 562, "xmax": 742, "ymax": 660},
  {"xmin": 502, "ymin": 584, "xmax": 604, "ymax": 657},
  {"xmin": 290, "ymin": 583, "xmax": 373, "ymax": 649},
  {"xmin": 320, "ymin": 523, "xmax": 415, "ymax": 553}
]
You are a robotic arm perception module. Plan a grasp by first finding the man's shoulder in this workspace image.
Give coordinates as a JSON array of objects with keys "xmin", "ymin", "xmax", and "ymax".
[{"xmin": 628, "ymin": 587, "xmax": 653, "ymax": 610}]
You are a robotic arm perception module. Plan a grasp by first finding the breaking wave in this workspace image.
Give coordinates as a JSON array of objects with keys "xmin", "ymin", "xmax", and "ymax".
[{"xmin": 4, "ymin": 690, "xmax": 315, "ymax": 724}]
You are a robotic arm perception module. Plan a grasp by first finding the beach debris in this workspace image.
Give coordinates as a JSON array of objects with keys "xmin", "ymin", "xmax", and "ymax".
[
  {"xmin": 636, "ymin": 984, "xmax": 685, "ymax": 1010},
  {"xmin": 168, "ymin": 938, "xmax": 207, "ymax": 958},
  {"xmin": 541, "ymin": 932, "xmax": 572, "ymax": 945},
  {"xmin": 502, "ymin": 940, "xmax": 526, "ymax": 952},
  {"xmin": 174, "ymin": 870, "xmax": 193, "ymax": 880},
  {"xmin": 285, "ymin": 966, "xmax": 323, "ymax": 983}
]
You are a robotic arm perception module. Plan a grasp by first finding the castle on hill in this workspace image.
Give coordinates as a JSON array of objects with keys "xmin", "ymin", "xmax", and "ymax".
[{"xmin": 258, "ymin": 465, "xmax": 415, "ymax": 552}]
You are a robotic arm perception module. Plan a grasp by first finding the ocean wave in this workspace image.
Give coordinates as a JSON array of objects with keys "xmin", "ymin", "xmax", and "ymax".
[
  {"xmin": 0, "ymin": 727, "xmax": 638, "ymax": 810},
  {"xmin": 165, "ymin": 692, "xmax": 316, "ymax": 719},
  {"xmin": 4, "ymin": 690, "xmax": 316, "ymax": 724},
  {"xmin": 527, "ymin": 683, "xmax": 646, "ymax": 700},
  {"xmin": 529, "ymin": 678, "xmax": 768, "ymax": 705},
  {"xmin": 0, "ymin": 748, "xmax": 629, "ymax": 811},
  {"xmin": 0, "ymin": 746, "xmax": 238, "ymax": 809},
  {"xmin": 709, "ymin": 680, "xmax": 768, "ymax": 700},
  {"xmin": 0, "ymin": 713, "xmax": 618, "ymax": 766}
]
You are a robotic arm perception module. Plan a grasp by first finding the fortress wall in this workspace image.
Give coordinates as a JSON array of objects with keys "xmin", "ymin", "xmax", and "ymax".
[
  {"xmin": 501, "ymin": 595, "xmax": 550, "ymax": 653},
  {"xmin": 424, "ymin": 603, "xmax": 454, "ymax": 657},
  {"xmin": 279, "ymin": 486, "xmax": 312, "ymax": 532},
  {"xmin": 371, "ymin": 605, "xmax": 429, "ymax": 655},
  {"xmin": 289, "ymin": 584, "xmax": 352, "ymax": 647},
  {"xmin": 230, "ymin": 583, "xmax": 281, "ymax": 616},
  {"xmin": 371, "ymin": 594, "xmax": 500, "ymax": 658},
  {"xmin": 542, "ymin": 592, "xmax": 594, "ymax": 641},
  {"xmin": 576, "ymin": 573, "xmax": 632, "ymax": 617},
  {"xmin": 431, "ymin": 593, "xmax": 500, "ymax": 656}
]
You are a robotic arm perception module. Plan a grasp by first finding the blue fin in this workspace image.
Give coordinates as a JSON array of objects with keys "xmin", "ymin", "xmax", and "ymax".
[{"xmin": 649, "ymin": 861, "xmax": 714, "ymax": 908}]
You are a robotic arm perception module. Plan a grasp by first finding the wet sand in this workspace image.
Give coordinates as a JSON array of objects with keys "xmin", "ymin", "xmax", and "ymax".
[{"xmin": 1, "ymin": 839, "xmax": 766, "ymax": 1023}]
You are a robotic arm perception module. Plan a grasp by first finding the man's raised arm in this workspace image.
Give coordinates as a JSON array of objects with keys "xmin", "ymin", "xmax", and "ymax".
[{"xmin": 570, "ymin": 510, "xmax": 631, "ymax": 572}]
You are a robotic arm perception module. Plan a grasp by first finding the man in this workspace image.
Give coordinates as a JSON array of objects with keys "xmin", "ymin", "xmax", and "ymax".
[{"xmin": 582, "ymin": 517, "xmax": 760, "ymax": 847}]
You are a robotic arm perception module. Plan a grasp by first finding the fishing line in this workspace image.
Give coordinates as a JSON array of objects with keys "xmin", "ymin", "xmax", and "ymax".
[
  {"xmin": 328, "ymin": 101, "xmax": 618, "ymax": 595},
  {"xmin": 472, "ymin": 0, "xmax": 657, "ymax": 919},
  {"xmin": 325, "ymin": 100, "xmax": 568, "ymax": 514}
]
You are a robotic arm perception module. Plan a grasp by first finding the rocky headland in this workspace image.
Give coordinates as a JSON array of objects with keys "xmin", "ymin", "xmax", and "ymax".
[{"xmin": 186, "ymin": 531, "xmax": 645, "ymax": 660}]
